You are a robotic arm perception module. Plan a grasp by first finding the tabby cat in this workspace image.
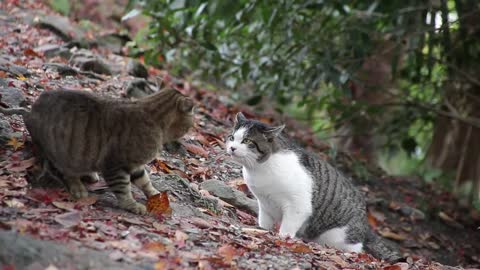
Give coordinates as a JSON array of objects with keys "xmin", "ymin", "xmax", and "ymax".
[
  {"xmin": 0, "ymin": 88, "xmax": 194, "ymax": 214},
  {"xmin": 225, "ymin": 112, "xmax": 401, "ymax": 262}
]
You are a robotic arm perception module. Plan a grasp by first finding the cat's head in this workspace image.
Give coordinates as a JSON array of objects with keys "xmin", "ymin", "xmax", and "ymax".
[
  {"xmin": 225, "ymin": 112, "xmax": 285, "ymax": 168},
  {"xmin": 164, "ymin": 90, "xmax": 195, "ymax": 141}
]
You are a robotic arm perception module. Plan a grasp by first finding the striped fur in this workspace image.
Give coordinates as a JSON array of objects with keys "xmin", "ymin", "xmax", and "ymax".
[
  {"xmin": 226, "ymin": 112, "xmax": 402, "ymax": 262},
  {"xmin": 5, "ymin": 88, "xmax": 194, "ymax": 214}
]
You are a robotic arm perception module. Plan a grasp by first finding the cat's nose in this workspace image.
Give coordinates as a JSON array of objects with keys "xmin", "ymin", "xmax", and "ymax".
[{"xmin": 230, "ymin": 146, "xmax": 236, "ymax": 152}]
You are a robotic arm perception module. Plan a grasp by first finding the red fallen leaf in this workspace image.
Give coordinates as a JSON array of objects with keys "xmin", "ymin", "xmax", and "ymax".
[
  {"xmin": 183, "ymin": 143, "xmax": 209, "ymax": 158},
  {"xmin": 5, "ymin": 157, "xmax": 35, "ymax": 172},
  {"xmin": 217, "ymin": 244, "xmax": 238, "ymax": 264},
  {"xmin": 54, "ymin": 210, "xmax": 82, "ymax": 228},
  {"xmin": 2, "ymin": 265, "xmax": 15, "ymax": 270},
  {"xmin": 147, "ymin": 191, "xmax": 172, "ymax": 216},
  {"xmin": 194, "ymin": 133, "xmax": 210, "ymax": 146},
  {"xmin": 24, "ymin": 48, "xmax": 41, "ymax": 58},
  {"xmin": 27, "ymin": 188, "xmax": 66, "ymax": 203},
  {"xmin": 0, "ymin": 70, "xmax": 7, "ymax": 78}
]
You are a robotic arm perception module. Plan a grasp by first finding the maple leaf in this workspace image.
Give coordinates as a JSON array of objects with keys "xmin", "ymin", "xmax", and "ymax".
[
  {"xmin": 7, "ymin": 137, "xmax": 24, "ymax": 151},
  {"xmin": 24, "ymin": 48, "xmax": 41, "ymax": 58},
  {"xmin": 147, "ymin": 191, "xmax": 172, "ymax": 216}
]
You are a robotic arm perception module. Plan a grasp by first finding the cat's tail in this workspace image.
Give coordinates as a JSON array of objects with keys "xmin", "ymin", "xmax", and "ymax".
[
  {"xmin": 0, "ymin": 106, "xmax": 30, "ymax": 117},
  {"xmin": 364, "ymin": 228, "xmax": 404, "ymax": 263}
]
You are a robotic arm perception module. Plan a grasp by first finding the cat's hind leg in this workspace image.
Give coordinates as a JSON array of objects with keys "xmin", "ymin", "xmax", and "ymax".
[
  {"xmin": 130, "ymin": 166, "xmax": 159, "ymax": 198},
  {"xmin": 102, "ymin": 168, "xmax": 147, "ymax": 214}
]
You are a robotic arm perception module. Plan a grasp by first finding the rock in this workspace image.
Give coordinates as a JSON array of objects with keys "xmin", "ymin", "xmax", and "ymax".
[
  {"xmin": 200, "ymin": 179, "xmax": 259, "ymax": 215},
  {"xmin": 0, "ymin": 87, "xmax": 26, "ymax": 107},
  {"xmin": 43, "ymin": 63, "xmax": 78, "ymax": 76},
  {"xmin": 35, "ymin": 44, "xmax": 72, "ymax": 59},
  {"xmin": 399, "ymin": 205, "xmax": 426, "ymax": 221},
  {"xmin": 69, "ymin": 50, "xmax": 112, "ymax": 75},
  {"xmin": 0, "ymin": 56, "xmax": 30, "ymax": 77},
  {"xmin": 125, "ymin": 78, "xmax": 155, "ymax": 99},
  {"xmin": 97, "ymin": 33, "xmax": 131, "ymax": 55},
  {"xmin": 0, "ymin": 230, "xmax": 148, "ymax": 270},
  {"xmin": 0, "ymin": 119, "xmax": 13, "ymax": 145},
  {"xmin": 127, "ymin": 59, "xmax": 148, "ymax": 78},
  {"xmin": 34, "ymin": 15, "xmax": 84, "ymax": 42}
]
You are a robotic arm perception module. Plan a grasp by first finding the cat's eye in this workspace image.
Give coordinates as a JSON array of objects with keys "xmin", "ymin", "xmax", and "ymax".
[
  {"xmin": 227, "ymin": 135, "xmax": 234, "ymax": 141},
  {"xmin": 242, "ymin": 138, "xmax": 253, "ymax": 144}
]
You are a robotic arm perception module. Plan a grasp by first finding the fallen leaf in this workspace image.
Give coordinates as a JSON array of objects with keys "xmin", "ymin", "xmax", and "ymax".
[
  {"xmin": 241, "ymin": 227, "xmax": 269, "ymax": 236},
  {"xmin": 119, "ymin": 216, "xmax": 147, "ymax": 226},
  {"xmin": 17, "ymin": 74, "xmax": 27, "ymax": 81},
  {"xmin": 383, "ymin": 266, "xmax": 401, "ymax": 270},
  {"xmin": 54, "ymin": 211, "xmax": 82, "ymax": 228},
  {"xmin": 155, "ymin": 160, "xmax": 172, "ymax": 174},
  {"xmin": 379, "ymin": 229, "xmax": 407, "ymax": 241},
  {"xmin": 6, "ymin": 157, "xmax": 36, "ymax": 172},
  {"xmin": 217, "ymin": 244, "xmax": 237, "ymax": 264},
  {"xmin": 143, "ymin": 242, "xmax": 166, "ymax": 252},
  {"xmin": 183, "ymin": 143, "xmax": 209, "ymax": 158},
  {"xmin": 6, "ymin": 137, "xmax": 24, "ymax": 151},
  {"xmin": 367, "ymin": 211, "xmax": 378, "ymax": 230},
  {"xmin": 438, "ymin": 211, "xmax": 464, "ymax": 229},
  {"xmin": 4, "ymin": 198, "xmax": 25, "ymax": 208},
  {"xmin": 27, "ymin": 188, "xmax": 66, "ymax": 203},
  {"xmin": 52, "ymin": 201, "xmax": 75, "ymax": 211},
  {"xmin": 0, "ymin": 70, "xmax": 7, "ymax": 78},
  {"xmin": 75, "ymin": 196, "xmax": 97, "ymax": 208},
  {"xmin": 147, "ymin": 191, "xmax": 172, "ymax": 216},
  {"xmin": 289, "ymin": 243, "xmax": 312, "ymax": 253},
  {"xmin": 108, "ymin": 250, "xmax": 124, "ymax": 261},
  {"xmin": 330, "ymin": 254, "xmax": 351, "ymax": 268},
  {"xmin": 154, "ymin": 261, "xmax": 167, "ymax": 270},
  {"xmin": 189, "ymin": 217, "xmax": 212, "ymax": 229},
  {"xmin": 24, "ymin": 48, "xmax": 41, "ymax": 58},
  {"xmin": 175, "ymin": 230, "xmax": 189, "ymax": 242}
]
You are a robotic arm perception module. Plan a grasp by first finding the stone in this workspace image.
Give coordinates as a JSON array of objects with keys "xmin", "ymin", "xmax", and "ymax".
[
  {"xmin": 35, "ymin": 44, "xmax": 72, "ymax": 59},
  {"xmin": 200, "ymin": 179, "xmax": 258, "ymax": 215},
  {"xmin": 399, "ymin": 205, "xmax": 426, "ymax": 221},
  {"xmin": 34, "ymin": 15, "xmax": 85, "ymax": 42},
  {"xmin": 127, "ymin": 59, "xmax": 148, "ymax": 78},
  {"xmin": 0, "ymin": 87, "xmax": 26, "ymax": 107},
  {"xmin": 69, "ymin": 50, "xmax": 112, "ymax": 75},
  {"xmin": 97, "ymin": 33, "xmax": 131, "ymax": 55},
  {"xmin": 0, "ymin": 119, "xmax": 13, "ymax": 146}
]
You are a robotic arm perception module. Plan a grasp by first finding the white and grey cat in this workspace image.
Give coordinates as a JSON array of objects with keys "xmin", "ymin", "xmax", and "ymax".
[{"xmin": 226, "ymin": 112, "xmax": 401, "ymax": 262}]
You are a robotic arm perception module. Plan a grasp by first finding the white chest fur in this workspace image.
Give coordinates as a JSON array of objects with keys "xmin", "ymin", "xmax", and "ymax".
[{"xmin": 242, "ymin": 151, "xmax": 313, "ymax": 237}]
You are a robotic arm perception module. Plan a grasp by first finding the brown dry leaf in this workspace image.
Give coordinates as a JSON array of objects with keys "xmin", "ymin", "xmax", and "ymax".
[
  {"xmin": 189, "ymin": 217, "xmax": 212, "ymax": 229},
  {"xmin": 7, "ymin": 137, "xmax": 24, "ymax": 151},
  {"xmin": 438, "ymin": 211, "xmax": 463, "ymax": 228},
  {"xmin": 289, "ymin": 243, "xmax": 312, "ymax": 253},
  {"xmin": 175, "ymin": 230, "xmax": 189, "ymax": 242},
  {"xmin": 52, "ymin": 201, "xmax": 75, "ymax": 211},
  {"xmin": 154, "ymin": 261, "xmax": 167, "ymax": 270},
  {"xmin": 367, "ymin": 211, "xmax": 378, "ymax": 230},
  {"xmin": 147, "ymin": 191, "xmax": 172, "ymax": 216},
  {"xmin": 183, "ymin": 143, "xmax": 209, "ymax": 158},
  {"xmin": 75, "ymin": 196, "xmax": 97, "ymax": 208},
  {"xmin": 241, "ymin": 227, "xmax": 269, "ymax": 236},
  {"xmin": 217, "ymin": 244, "xmax": 237, "ymax": 264},
  {"xmin": 330, "ymin": 254, "xmax": 350, "ymax": 268},
  {"xmin": 379, "ymin": 229, "xmax": 407, "ymax": 241},
  {"xmin": 143, "ymin": 242, "xmax": 166, "ymax": 252},
  {"xmin": 155, "ymin": 160, "xmax": 172, "ymax": 174},
  {"xmin": 0, "ymin": 70, "xmax": 7, "ymax": 78}
]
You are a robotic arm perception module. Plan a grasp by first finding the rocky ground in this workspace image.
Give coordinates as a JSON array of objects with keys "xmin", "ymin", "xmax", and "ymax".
[{"xmin": 1, "ymin": 1, "xmax": 480, "ymax": 270}]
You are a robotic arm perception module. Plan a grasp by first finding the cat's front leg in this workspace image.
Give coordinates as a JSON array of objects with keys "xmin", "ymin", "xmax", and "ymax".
[
  {"xmin": 130, "ymin": 166, "xmax": 159, "ymax": 198},
  {"xmin": 279, "ymin": 205, "xmax": 311, "ymax": 238},
  {"xmin": 258, "ymin": 203, "xmax": 275, "ymax": 230}
]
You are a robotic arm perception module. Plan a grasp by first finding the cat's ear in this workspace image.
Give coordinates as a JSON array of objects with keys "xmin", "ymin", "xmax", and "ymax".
[
  {"xmin": 177, "ymin": 97, "xmax": 194, "ymax": 113},
  {"xmin": 235, "ymin": 112, "xmax": 247, "ymax": 124},
  {"xmin": 265, "ymin": 124, "xmax": 285, "ymax": 137}
]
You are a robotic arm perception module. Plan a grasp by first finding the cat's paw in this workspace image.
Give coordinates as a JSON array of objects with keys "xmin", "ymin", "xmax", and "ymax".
[
  {"xmin": 121, "ymin": 201, "xmax": 147, "ymax": 215},
  {"xmin": 70, "ymin": 186, "xmax": 89, "ymax": 199}
]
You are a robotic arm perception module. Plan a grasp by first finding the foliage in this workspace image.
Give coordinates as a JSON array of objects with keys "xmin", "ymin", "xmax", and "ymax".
[{"xmin": 49, "ymin": 0, "xmax": 70, "ymax": 16}]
